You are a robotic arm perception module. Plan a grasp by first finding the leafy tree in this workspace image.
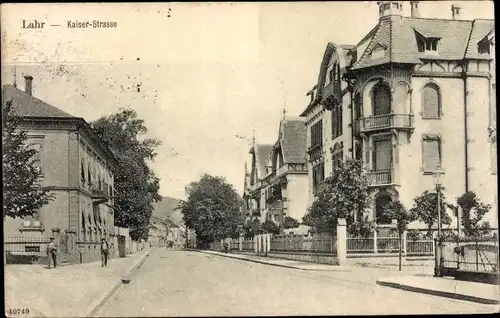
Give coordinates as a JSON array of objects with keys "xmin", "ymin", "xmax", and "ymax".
[
  {"xmin": 283, "ymin": 216, "xmax": 300, "ymax": 229},
  {"xmin": 348, "ymin": 215, "xmax": 376, "ymax": 238},
  {"xmin": 178, "ymin": 174, "xmax": 242, "ymax": 248},
  {"xmin": 452, "ymin": 191, "xmax": 492, "ymax": 237},
  {"xmin": 262, "ymin": 219, "xmax": 280, "ymax": 235},
  {"xmin": 409, "ymin": 186, "xmax": 452, "ymax": 236},
  {"xmin": 2, "ymin": 99, "xmax": 54, "ymax": 220},
  {"xmin": 302, "ymin": 158, "xmax": 372, "ymax": 234},
  {"xmin": 91, "ymin": 108, "xmax": 161, "ymax": 241}
]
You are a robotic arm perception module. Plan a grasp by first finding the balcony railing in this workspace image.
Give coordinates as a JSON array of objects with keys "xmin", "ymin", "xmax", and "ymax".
[
  {"xmin": 366, "ymin": 169, "xmax": 392, "ymax": 186},
  {"xmin": 276, "ymin": 164, "xmax": 307, "ymax": 177},
  {"xmin": 353, "ymin": 114, "xmax": 414, "ymax": 135}
]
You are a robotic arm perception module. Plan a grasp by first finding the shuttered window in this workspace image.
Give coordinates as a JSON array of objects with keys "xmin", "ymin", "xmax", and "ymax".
[
  {"xmin": 310, "ymin": 120, "xmax": 323, "ymax": 148},
  {"xmin": 312, "ymin": 162, "xmax": 325, "ymax": 185},
  {"xmin": 423, "ymin": 137, "xmax": 442, "ymax": 171},
  {"xmin": 373, "ymin": 139, "xmax": 392, "ymax": 171},
  {"xmin": 422, "ymin": 84, "xmax": 440, "ymax": 119},
  {"xmin": 372, "ymin": 83, "xmax": 391, "ymax": 115}
]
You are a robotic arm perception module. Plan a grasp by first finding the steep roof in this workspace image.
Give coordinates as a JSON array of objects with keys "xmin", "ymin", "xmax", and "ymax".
[
  {"xmin": 250, "ymin": 144, "xmax": 273, "ymax": 179},
  {"xmin": 152, "ymin": 196, "xmax": 184, "ymax": 226},
  {"xmin": 350, "ymin": 16, "xmax": 494, "ymax": 71},
  {"xmin": 465, "ymin": 19, "xmax": 495, "ymax": 59},
  {"xmin": 278, "ymin": 117, "xmax": 307, "ymax": 164},
  {"xmin": 3, "ymin": 84, "xmax": 76, "ymax": 118}
]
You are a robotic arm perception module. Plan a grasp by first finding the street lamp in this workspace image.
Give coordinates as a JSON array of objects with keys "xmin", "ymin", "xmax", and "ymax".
[
  {"xmin": 433, "ymin": 167, "xmax": 445, "ymax": 239},
  {"xmin": 433, "ymin": 167, "xmax": 445, "ymax": 277}
]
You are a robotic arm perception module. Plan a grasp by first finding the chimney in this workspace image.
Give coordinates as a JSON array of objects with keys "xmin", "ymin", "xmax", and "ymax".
[
  {"xmin": 451, "ymin": 4, "xmax": 461, "ymax": 20},
  {"xmin": 24, "ymin": 75, "xmax": 33, "ymax": 96},
  {"xmin": 410, "ymin": 1, "xmax": 420, "ymax": 18}
]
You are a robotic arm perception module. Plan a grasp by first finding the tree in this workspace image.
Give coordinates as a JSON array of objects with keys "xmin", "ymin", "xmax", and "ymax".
[
  {"xmin": 178, "ymin": 174, "xmax": 242, "ymax": 248},
  {"xmin": 409, "ymin": 187, "xmax": 452, "ymax": 236},
  {"xmin": 302, "ymin": 158, "xmax": 372, "ymax": 234},
  {"xmin": 262, "ymin": 219, "xmax": 280, "ymax": 235},
  {"xmin": 2, "ymin": 99, "xmax": 54, "ymax": 220},
  {"xmin": 283, "ymin": 216, "xmax": 300, "ymax": 229},
  {"xmin": 91, "ymin": 108, "xmax": 161, "ymax": 241},
  {"xmin": 453, "ymin": 191, "xmax": 492, "ymax": 238}
]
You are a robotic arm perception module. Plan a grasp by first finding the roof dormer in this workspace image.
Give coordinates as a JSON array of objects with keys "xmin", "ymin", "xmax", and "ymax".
[{"xmin": 414, "ymin": 29, "xmax": 441, "ymax": 55}]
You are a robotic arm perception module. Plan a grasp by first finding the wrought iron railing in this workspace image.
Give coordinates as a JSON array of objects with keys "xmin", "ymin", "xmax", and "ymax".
[
  {"xmin": 366, "ymin": 169, "xmax": 392, "ymax": 185},
  {"xmin": 353, "ymin": 114, "xmax": 414, "ymax": 135},
  {"xmin": 270, "ymin": 234, "xmax": 336, "ymax": 255}
]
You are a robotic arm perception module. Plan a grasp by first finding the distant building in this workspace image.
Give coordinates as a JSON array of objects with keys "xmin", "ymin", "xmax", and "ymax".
[
  {"xmin": 264, "ymin": 117, "xmax": 309, "ymax": 225},
  {"xmin": 301, "ymin": 1, "xmax": 497, "ymax": 227},
  {"xmin": 3, "ymin": 77, "xmax": 118, "ymax": 241},
  {"xmin": 148, "ymin": 215, "xmax": 168, "ymax": 247},
  {"xmin": 243, "ymin": 143, "xmax": 274, "ymax": 229}
]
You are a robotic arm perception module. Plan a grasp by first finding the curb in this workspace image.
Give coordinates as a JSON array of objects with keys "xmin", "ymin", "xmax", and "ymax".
[
  {"xmin": 85, "ymin": 249, "xmax": 152, "ymax": 317},
  {"xmin": 199, "ymin": 250, "xmax": 332, "ymax": 271},
  {"xmin": 376, "ymin": 279, "xmax": 500, "ymax": 305}
]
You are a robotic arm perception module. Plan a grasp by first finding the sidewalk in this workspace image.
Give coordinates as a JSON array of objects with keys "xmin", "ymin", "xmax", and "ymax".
[
  {"xmin": 377, "ymin": 275, "xmax": 500, "ymax": 305},
  {"xmin": 201, "ymin": 250, "xmax": 499, "ymax": 305},
  {"xmin": 4, "ymin": 248, "xmax": 152, "ymax": 318},
  {"xmin": 200, "ymin": 250, "xmax": 432, "ymax": 275}
]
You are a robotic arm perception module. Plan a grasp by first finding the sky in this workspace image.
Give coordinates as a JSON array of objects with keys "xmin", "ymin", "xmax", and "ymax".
[{"xmin": 1, "ymin": 1, "xmax": 494, "ymax": 200}]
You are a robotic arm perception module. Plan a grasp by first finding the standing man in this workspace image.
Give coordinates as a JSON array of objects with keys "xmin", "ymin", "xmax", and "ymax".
[
  {"xmin": 46, "ymin": 237, "xmax": 58, "ymax": 269},
  {"xmin": 101, "ymin": 238, "xmax": 109, "ymax": 267}
]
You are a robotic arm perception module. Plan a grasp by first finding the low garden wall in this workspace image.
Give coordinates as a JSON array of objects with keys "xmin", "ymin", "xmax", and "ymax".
[{"xmin": 267, "ymin": 251, "xmax": 338, "ymax": 265}]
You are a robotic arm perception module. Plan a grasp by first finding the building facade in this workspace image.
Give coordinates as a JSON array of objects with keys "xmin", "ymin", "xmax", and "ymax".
[
  {"xmin": 264, "ymin": 117, "xmax": 309, "ymax": 225},
  {"xmin": 243, "ymin": 143, "xmax": 274, "ymax": 229},
  {"xmin": 3, "ymin": 77, "xmax": 118, "ymax": 242},
  {"xmin": 302, "ymin": 1, "xmax": 497, "ymax": 227}
]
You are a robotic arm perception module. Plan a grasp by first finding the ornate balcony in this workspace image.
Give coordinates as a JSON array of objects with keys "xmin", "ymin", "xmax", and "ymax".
[
  {"xmin": 276, "ymin": 163, "xmax": 308, "ymax": 178},
  {"xmin": 365, "ymin": 169, "xmax": 396, "ymax": 187},
  {"xmin": 353, "ymin": 114, "xmax": 414, "ymax": 136}
]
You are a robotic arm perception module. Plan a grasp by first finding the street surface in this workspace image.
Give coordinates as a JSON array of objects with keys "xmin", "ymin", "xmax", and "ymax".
[{"xmin": 95, "ymin": 248, "xmax": 499, "ymax": 316}]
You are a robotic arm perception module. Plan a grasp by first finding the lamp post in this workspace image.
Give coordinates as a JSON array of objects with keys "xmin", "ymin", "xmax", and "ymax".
[{"xmin": 433, "ymin": 167, "xmax": 445, "ymax": 277}]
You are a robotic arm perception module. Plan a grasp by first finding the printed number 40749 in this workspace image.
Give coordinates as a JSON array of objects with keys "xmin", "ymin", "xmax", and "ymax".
[{"xmin": 6, "ymin": 308, "xmax": 30, "ymax": 315}]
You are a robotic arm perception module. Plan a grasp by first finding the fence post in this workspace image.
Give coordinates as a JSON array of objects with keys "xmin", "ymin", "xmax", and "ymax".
[
  {"xmin": 267, "ymin": 234, "xmax": 271, "ymax": 253},
  {"xmin": 239, "ymin": 234, "xmax": 243, "ymax": 252},
  {"xmin": 336, "ymin": 218, "xmax": 347, "ymax": 266},
  {"xmin": 373, "ymin": 228, "xmax": 378, "ymax": 254}
]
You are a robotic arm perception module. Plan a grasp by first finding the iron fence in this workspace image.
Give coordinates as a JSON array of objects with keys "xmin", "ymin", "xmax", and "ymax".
[
  {"xmin": 4, "ymin": 233, "xmax": 52, "ymax": 257},
  {"xmin": 441, "ymin": 235, "xmax": 499, "ymax": 273},
  {"xmin": 270, "ymin": 234, "xmax": 336, "ymax": 255}
]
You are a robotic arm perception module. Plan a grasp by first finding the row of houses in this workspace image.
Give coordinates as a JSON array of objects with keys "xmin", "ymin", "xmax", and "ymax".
[{"xmin": 242, "ymin": 1, "xmax": 497, "ymax": 232}]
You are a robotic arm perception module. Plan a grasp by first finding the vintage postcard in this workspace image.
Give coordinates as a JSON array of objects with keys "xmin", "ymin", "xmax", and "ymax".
[{"xmin": 2, "ymin": 1, "xmax": 498, "ymax": 317}]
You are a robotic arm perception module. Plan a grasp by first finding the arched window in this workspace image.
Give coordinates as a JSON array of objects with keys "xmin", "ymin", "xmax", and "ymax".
[
  {"xmin": 372, "ymin": 82, "xmax": 391, "ymax": 116},
  {"xmin": 422, "ymin": 84, "xmax": 441, "ymax": 119},
  {"xmin": 354, "ymin": 92, "xmax": 362, "ymax": 120},
  {"xmin": 375, "ymin": 194, "xmax": 393, "ymax": 225}
]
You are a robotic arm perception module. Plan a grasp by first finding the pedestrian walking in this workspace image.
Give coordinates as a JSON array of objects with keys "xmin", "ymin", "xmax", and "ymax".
[
  {"xmin": 101, "ymin": 238, "xmax": 109, "ymax": 267},
  {"xmin": 46, "ymin": 237, "xmax": 58, "ymax": 269}
]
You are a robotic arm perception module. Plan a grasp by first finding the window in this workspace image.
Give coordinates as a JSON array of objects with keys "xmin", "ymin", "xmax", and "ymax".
[
  {"xmin": 325, "ymin": 64, "xmax": 334, "ymax": 86},
  {"xmin": 372, "ymin": 82, "xmax": 391, "ymax": 116},
  {"xmin": 373, "ymin": 138, "xmax": 392, "ymax": 171},
  {"xmin": 422, "ymin": 136, "xmax": 442, "ymax": 172},
  {"xmin": 354, "ymin": 93, "xmax": 362, "ymax": 120},
  {"xmin": 28, "ymin": 142, "xmax": 43, "ymax": 174},
  {"xmin": 331, "ymin": 105, "xmax": 343, "ymax": 139},
  {"xmin": 422, "ymin": 84, "xmax": 441, "ymax": 119},
  {"xmin": 416, "ymin": 34, "xmax": 440, "ymax": 53},
  {"xmin": 88, "ymin": 166, "xmax": 92, "ymax": 185},
  {"xmin": 310, "ymin": 120, "xmax": 323, "ymax": 149},
  {"xmin": 81, "ymin": 161, "xmax": 86, "ymax": 183},
  {"xmin": 375, "ymin": 194, "xmax": 393, "ymax": 225},
  {"xmin": 312, "ymin": 162, "xmax": 325, "ymax": 185},
  {"xmin": 478, "ymin": 39, "xmax": 491, "ymax": 55},
  {"xmin": 355, "ymin": 139, "xmax": 363, "ymax": 161}
]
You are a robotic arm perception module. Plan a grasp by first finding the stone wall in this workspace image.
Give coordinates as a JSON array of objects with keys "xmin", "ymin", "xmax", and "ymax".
[{"xmin": 267, "ymin": 251, "xmax": 338, "ymax": 265}]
